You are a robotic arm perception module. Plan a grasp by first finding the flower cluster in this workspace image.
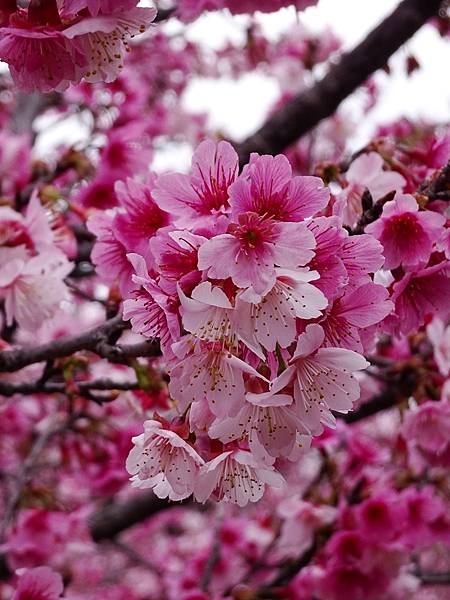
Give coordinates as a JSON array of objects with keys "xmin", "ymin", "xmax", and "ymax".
[
  {"xmin": 0, "ymin": 0, "xmax": 156, "ymax": 91},
  {"xmin": 94, "ymin": 140, "xmax": 400, "ymax": 506}
]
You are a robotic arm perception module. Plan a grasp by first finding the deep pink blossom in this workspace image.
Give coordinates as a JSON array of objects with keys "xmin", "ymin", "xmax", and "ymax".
[
  {"xmin": 307, "ymin": 216, "xmax": 348, "ymax": 301},
  {"xmin": 321, "ymin": 283, "xmax": 393, "ymax": 352},
  {"xmin": 0, "ymin": 25, "xmax": 86, "ymax": 92},
  {"xmin": 229, "ymin": 153, "xmax": 329, "ymax": 222},
  {"xmin": 114, "ymin": 177, "xmax": 171, "ymax": 262},
  {"xmin": 365, "ymin": 193, "xmax": 445, "ymax": 269},
  {"xmin": 154, "ymin": 140, "xmax": 238, "ymax": 221},
  {"xmin": 339, "ymin": 233, "xmax": 385, "ymax": 286},
  {"xmin": 123, "ymin": 253, "xmax": 180, "ymax": 353},
  {"xmin": 87, "ymin": 210, "xmax": 133, "ymax": 294},
  {"xmin": 355, "ymin": 492, "xmax": 406, "ymax": 541},
  {"xmin": 0, "ymin": 1, "xmax": 156, "ymax": 91},
  {"xmin": 391, "ymin": 262, "xmax": 450, "ymax": 335}
]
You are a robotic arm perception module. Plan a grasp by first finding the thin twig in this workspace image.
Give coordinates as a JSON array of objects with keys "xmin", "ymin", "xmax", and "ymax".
[
  {"xmin": 200, "ymin": 508, "xmax": 224, "ymax": 591},
  {"xmin": 0, "ymin": 378, "xmax": 140, "ymax": 398},
  {"xmin": 0, "ymin": 414, "xmax": 75, "ymax": 541},
  {"xmin": 0, "ymin": 316, "xmax": 161, "ymax": 373}
]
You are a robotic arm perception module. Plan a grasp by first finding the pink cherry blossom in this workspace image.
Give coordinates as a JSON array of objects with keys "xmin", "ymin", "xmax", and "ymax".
[
  {"xmin": 339, "ymin": 233, "xmax": 385, "ymax": 286},
  {"xmin": 399, "ymin": 486, "xmax": 449, "ymax": 547},
  {"xmin": 319, "ymin": 530, "xmax": 407, "ymax": 600},
  {"xmin": 5, "ymin": 509, "xmax": 91, "ymax": 571},
  {"xmin": 153, "ymin": 140, "xmax": 238, "ymax": 221},
  {"xmin": 114, "ymin": 177, "xmax": 171, "ymax": 263},
  {"xmin": 194, "ymin": 449, "xmax": 284, "ymax": 507},
  {"xmin": 59, "ymin": 1, "xmax": 138, "ymax": 18},
  {"xmin": 197, "ymin": 213, "xmax": 315, "ymax": 295},
  {"xmin": 62, "ymin": 7, "xmax": 157, "ymax": 84},
  {"xmin": 0, "ymin": 1, "xmax": 156, "ymax": 90},
  {"xmin": 307, "ymin": 216, "xmax": 348, "ymax": 301},
  {"xmin": 234, "ymin": 268, "xmax": 328, "ymax": 354},
  {"xmin": 402, "ymin": 400, "xmax": 450, "ymax": 468},
  {"xmin": 178, "ymin": 281, "xmax": 236, "ymax": 345},
  {"xmin": 336, "ymin": 151, "xmax": 406, "ymax": 227},
  {"xmin": 87, "ymin": 210, "xmax": 133, "ymax": 294},
  {"xmin": 281, "ymin": 324, "xmax": 369, "ymax": 434},
  {"xmin": 321, "ymin": 283, "xmax": 393, "ymax": 352},
  {"xmin": 169, "ymin": 336, "xmax": 264, "ymax": 417},
  {"xmin": 149, "ymin": 229, "xmax": 206, "ymax": 286},
  {"xmin": 209, "ymin": 379, "xmax": 311, "ymax": 459},
  {"xmin": 126, "ymin": 419, "xmax": 204, "ymax": 501},
  {"xmin": 0, "ymin": 194, "xmax": 52, "ymax": 254},
  {"xmin": 0, "ymin": 24, "xmax": 86, "ymax": 92},
  {"xmin": 0, "ymin": 250, "xmax": 71, "ymax": 331},
  {"xmin": 229, "ymin": 153, "xmax": 329, "ymax": 222},
  {"xmin": 365, "ymin": 193, "xmax": 445, "ymax": 269},
  {"xmin": 391, "ymin": 262, "xmax": 450, "ymax": 335},
  {"xmin": 123, "ymin": 253, "xmax": 180, "ymax": 353},
  {"xmin": 75, "ymin": 173, "xmax": 118, "ymax": 209},
  {"xmin": 0, "ymin": 131, "xmax": 32, "ymax": 197},
  {"xmin": 355, "ymin": 492, "xmax": 406, "ymax": 541},
  {"xmin": 277, "ymin": 498, "xmax": 336, "ymax": 558},
  {"xmin": 12, "ymin": 567, "xmax": 64, "ymax": 600}
]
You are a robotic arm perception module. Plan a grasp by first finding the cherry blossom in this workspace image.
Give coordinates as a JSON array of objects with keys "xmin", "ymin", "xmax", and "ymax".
[
  {"xmin": 126, "ymin": 419, "xmax": 204, "ymax": 501},
  {"xmin": 0, "ymin": 250, "xmax": 71, "ymax": 330},
  {"xmin": 391, "ymin": 262, "xmax": 450, "ymax": 335},
  {"xmin": 154, "ymin": 140, "xmax": 238, "ymax": 222},
  {"xmin": 280, "ymin": 324, "xmax": 369, "ymax": 434},
  {"xmin": 336, "ymin": 151, "xmax": 406, "ymax": 227},
  {"xmin": 194, "ymin": 449, "xmax": 284, "ymax": 507},
  {"xmin": 365, "ymin": 192, "xmax": 445, "ymax": 269},
  {"xmin": 197, "ymin": 213, "xmax": 316, "ymax": 294}
]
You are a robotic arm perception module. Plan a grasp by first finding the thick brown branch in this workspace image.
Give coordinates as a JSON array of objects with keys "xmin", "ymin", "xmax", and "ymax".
[{"xmin": 236, "ymin": 0, "xmax": 443, "ymax": 167}]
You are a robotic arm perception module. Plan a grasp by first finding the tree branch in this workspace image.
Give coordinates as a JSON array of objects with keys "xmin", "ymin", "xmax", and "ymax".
[
  {"xmin": 0, "ymin": 378, "xmax": 140, "ymax": 398},
  {"xmin": 236, "ymin": 0, "xmax": 444, "ymax": 167},
  {"xmin": 0, "ymin": 316, "xmax": 161, "ymax": 373},
  {"xmin": 88, "ymin": 491, "xmax": 174, "ymax": 542},
  {"xmin": 337, "ymin": 363, "xmax": 419, "ymax": 423},
  {"xmin": 254, "ymin": 528, "xmax": 330, "ymax": 599}
]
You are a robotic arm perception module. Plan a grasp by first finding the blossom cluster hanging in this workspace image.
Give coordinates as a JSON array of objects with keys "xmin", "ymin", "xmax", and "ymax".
[{"xmin": 85, "ymin": 140, "xmax": 405, "ymax": 505}]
